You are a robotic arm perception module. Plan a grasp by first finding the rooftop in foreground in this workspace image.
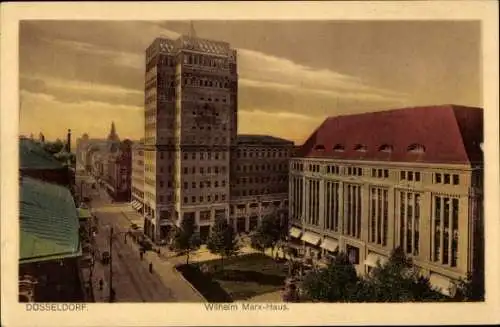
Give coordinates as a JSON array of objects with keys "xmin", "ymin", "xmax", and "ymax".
[{"xmin": 20, "ymin": 176, "xmax": 81, "ymax": 264}]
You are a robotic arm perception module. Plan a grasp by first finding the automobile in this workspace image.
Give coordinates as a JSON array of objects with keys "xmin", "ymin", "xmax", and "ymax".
[{"xmin": 101, "ymin": 251, "xmax": 110, "ymax": 265}]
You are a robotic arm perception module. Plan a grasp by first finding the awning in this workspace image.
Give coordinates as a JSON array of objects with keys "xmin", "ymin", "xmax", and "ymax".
[
  {"xmin": 429, "ymin": 273, "xmax": 456, "ymax": 297},
  {"xmin": 300, "ymin": 231, "xmax": 321, "ymax": 246},
  {"xmin": 289, "ymin": 227, "xmax": 302, "ymax": 238},
  {"xmin": 364, "ymin": 252, "xmax": 389, "ymax": 268},
  {"xmin": 320, "ymin": 237, "xmax": 339, "ymax": 252}
]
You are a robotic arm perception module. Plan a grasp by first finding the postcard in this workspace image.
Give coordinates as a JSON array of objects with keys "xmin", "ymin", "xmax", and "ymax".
[{"xmin": 1, "ymin": 1, "xmax": 499, "ymax": 326}]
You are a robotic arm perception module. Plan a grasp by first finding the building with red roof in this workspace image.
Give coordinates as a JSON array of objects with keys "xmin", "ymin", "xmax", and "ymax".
[{"xmin": 289, "ymin": 104, "xmax": 483, "ymax": 297}]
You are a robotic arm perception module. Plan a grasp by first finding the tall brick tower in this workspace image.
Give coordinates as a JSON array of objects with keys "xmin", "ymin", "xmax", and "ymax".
[{"xmin": 143, "ymin": 30, "xmax": 238, "ymax": 242}]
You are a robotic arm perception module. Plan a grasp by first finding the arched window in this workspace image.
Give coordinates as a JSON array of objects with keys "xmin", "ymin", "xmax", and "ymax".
[
  {"xmin": 407, "ymin": 143, "xmax": 426, "ymax": 153},
  {"xmin": 354, "ymin": 144, "xmax": 367, "ymax": 152},
  {"xmin": 379, "ymin": 144, "xmax": 393, "ymax": 153},
  {"xmin": 314, "ymin": 145, "xmax": 325, "ymax": 151},
  {"xmin": 333, "ymin": 144, "xmax": 344, "ymax": 152}
]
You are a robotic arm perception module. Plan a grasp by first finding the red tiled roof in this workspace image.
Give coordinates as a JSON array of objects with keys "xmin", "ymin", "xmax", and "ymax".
[{"xmin": 298, "ymin": 105, "xmax": 483, "ymax": 165}]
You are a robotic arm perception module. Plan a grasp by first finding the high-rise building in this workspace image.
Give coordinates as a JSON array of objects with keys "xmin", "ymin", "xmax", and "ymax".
[
  {"xmin": 289, "ymin": 105, "xmax": 483, "ymax": 296},
  {"xmin": 143, "ymin": 33, "xmax": 238, "ymax": 242},
  {"xmin": 131, "ymin": 140, "xmax": 145, "ymax": 214}
]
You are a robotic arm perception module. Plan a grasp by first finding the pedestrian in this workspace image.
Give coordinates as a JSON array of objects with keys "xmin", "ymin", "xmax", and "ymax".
[
  {"xmin": 98, "ymin": 278, "xmax": 103, "ymax": 291},
  {"xmin": 149, "ymin": 262, "xmax": 153, "ymax": 273},
  {"xmin": 140, "ymin": 251, "xmax": 144, "ymax": 260}
]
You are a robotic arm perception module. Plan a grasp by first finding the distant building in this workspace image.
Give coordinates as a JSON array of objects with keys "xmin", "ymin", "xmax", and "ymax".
[
  {"xmin": 289, "ymin": 105, "xmax": 484, "ymax": 297},
  {"xmin": 106, "ymin": 139, "xmax": 133, "ymax": 201}
]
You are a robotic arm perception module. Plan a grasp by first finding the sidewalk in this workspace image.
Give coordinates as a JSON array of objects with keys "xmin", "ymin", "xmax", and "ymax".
[{"xmin": 91, "ymin": 232, "xmax": 111, "ymax": 302}]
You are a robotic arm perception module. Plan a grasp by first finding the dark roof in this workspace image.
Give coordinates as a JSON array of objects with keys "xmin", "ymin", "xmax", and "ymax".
[
  {"xmin": 237, "ymin": 134, "xmax": 294, "ymax": 146},
  {"xmin": 20, "ymin": 176, "xmax": 81, "ymax": 263},
  {"xmin": 19, "ymin": 138, "xmax": 65, "ymax": 170},
  {"xmin": 298, "ymin": 105, "xmax": 483, "ymax": 165}
]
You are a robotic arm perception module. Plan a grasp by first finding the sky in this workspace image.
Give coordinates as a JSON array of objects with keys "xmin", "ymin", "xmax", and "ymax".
[{"xmin": 19, "ymin": 20, "xmax": 481, "ymax": 146}]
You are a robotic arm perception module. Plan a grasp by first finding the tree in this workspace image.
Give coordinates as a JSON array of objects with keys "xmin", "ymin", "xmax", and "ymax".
[
  {"xmin": 206, "ymin": 216, "xmax": 240, "ymax": 270},
  {"xmin": 249, "ymin": 214, "xmax": 281, "ymax": 256},
  {"xmin": 301, "ymin": 252, "xmax": 360, "ymax": 302},
  {"xmin": 453, "ymin": 271, "xmax": 485, "ymax": 301},
  {"xmin": 171, "ymin": 214, "xmax": 201, "ymax": 265},
  {"xmin": 362, "ymin": 247, "xmax": 443, "ymax": 302}
]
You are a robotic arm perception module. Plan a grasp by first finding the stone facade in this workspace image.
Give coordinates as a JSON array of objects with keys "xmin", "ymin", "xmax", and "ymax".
[
  {"xmin": 131, "ymin": 140, "xmax": 145, "ymax": 213},
  {"xmin": 142, "ymin": 35, "xmax": 292, "ymax": 243},
  {"xmin": 289, "ymin": 105, "xmax": 484, "ymax": 296}
]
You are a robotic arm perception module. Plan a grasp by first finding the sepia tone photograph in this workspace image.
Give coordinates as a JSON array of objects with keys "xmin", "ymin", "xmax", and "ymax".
[{"xmin": 2, "ymin": 1, "xmax": 499, "ymax": 326}]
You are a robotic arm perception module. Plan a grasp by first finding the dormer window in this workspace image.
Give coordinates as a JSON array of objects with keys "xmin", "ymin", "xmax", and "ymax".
[
  {"xmin": 354, "ymin": 144, "xmax": 367, "ymax": 152},
  {"xmin": 314, "ymin": 145, "xmax": 325, "ymax": 151},
  {"xmin": 333, "ymin": 144, "xmax": 344, "ymax": 152},
  {"xmin": 408, "ymin": 143, "xmax": 426, "ymax": 153},
  {"xmin": 379, "ymin": 144, "xmax": 393, "ymax": 153}
]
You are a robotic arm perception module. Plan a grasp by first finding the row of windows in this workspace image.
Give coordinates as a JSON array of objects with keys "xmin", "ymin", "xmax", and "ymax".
[
  {"xmin": 326, "ymin": 165, "xmax": 341, "ymax": 175},
  {"xmin": 370, "ymin": 188, "xmax": 389, "ymax": 246},
  {"xmin": 183, "ymin": 166, "xmax": 228, "ymax": 175},
  {"xmin": 434, "ymin": 173, "xmax": 460, "ymax": 185},
  {"xmin": 432, "ymin": 196, "xmax": 459, "ymax": 267},
  {"xmin": 399, "ymin": 191, "xmax": 421, "ymax": 256},
  {"xmin": 184, "ymin": 54, "xmax": 229, "ymax": 70},
  {"xmin": 292, "ymin": 179, "xmax": 462, "ymax": 268},
  {"xmin": 235, "ymin": 164, "xmax": 287, "ymax": 173},
  {"xmin": 400, "ymin": 170, "xmax": 421, "ymax": 182},
  {"xmin": 292, "ymin": 162, "xmax": 462, "ymax": 186},
  {"xmin": 235, "ymin": 175, "xmax": 287, "ymax": 184},
  {"xmin": 236, "ymin": 149, "xmax": 289, "ymax": 158},
  {"xmin": 232, "ymin": 187, "xmax": 287, "ymax": 197},
  {"xmin": 182, "ymin": 180, "xmax": 227, "ymax": 189},
  {"xmin": 183, "ymin": 193, "xmax": 227, "ymax": 204},
  {"xmin": 182, "ymin": 151, "xmax": 227, "ymax": 161},
  {"xmin": 181, "ymin": 95, "xmax": 229, "ymax": 103},
  {"xmin": 183, "ymin": 134, "xmax": 228, "ymax": 145},
  {"xmin": 347, "ymin": 166, "xmax": 363, "ymax": 177},
  {"xmin": 372, "ymin": 168, "xmax": 390, "ymax": 179}
]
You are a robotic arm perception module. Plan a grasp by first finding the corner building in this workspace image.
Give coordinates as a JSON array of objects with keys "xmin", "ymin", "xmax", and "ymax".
[
  {"xmin": 143, "ymin": 35, "xmax": 238, "ymax": 242},
  {"xmin": 289, "ymin": 105, "xmax": 483, "ymax": 296}
]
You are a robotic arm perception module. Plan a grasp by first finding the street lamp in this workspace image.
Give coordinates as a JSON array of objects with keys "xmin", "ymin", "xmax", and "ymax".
[{"xmin": 106, "ymin": 226, "xmax": 133, "ymax": 303}]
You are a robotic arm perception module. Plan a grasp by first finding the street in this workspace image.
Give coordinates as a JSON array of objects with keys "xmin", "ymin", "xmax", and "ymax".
[{"xmin": 81, "ymin": 174, "xmax": 189, "ymax": 302}]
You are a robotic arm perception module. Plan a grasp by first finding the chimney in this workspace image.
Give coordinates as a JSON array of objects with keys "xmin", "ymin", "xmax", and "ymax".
[{"xmin": 67, "ymin": 129, "xmax": 72, "ymax": 153}]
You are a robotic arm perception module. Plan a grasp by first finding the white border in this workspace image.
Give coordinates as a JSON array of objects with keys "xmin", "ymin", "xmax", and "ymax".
[{"xmin": 1, "ymin": 1, "xmax": 499, "ymax": 326}]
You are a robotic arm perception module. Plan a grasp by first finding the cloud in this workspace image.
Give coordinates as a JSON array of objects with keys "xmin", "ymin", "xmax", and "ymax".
[
  {"xmin": 237, "ymin": 48, "xmax": 410, "ymax": 103},
  {"xmin": 46, "ymin": 38, "xmax": 144, "ymax": 70},
  {"xmin": 238, "ymin": 109, "xmax": 323, "ymax": 144},
  {"xmin": 20, "ymin": 75, "xmax": 143, "ymax": 106},
  {"xmin": 19, "ymin": 21, "xmax": 414, "ymax": 143},
  {"xmin": 19, "ymin": 90, "xmax": 144, "ymax": 142}
]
